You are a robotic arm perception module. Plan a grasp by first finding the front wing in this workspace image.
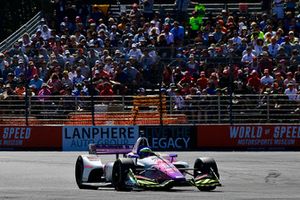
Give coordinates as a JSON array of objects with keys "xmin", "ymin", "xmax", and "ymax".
[{"xmin": 125, "ymin": 169, "xmax": 221, "ymax": 190}]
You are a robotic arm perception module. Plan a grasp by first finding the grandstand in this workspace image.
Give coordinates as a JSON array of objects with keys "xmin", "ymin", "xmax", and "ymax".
[{"xmin": 0, "ymin": 1, "xmax": 299, "ymax": 126}]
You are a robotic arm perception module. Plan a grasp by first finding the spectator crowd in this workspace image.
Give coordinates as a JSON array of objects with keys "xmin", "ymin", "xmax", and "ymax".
[{"xmin": 0, "ymin": 0, "xmax": 300, "ymax": 112}]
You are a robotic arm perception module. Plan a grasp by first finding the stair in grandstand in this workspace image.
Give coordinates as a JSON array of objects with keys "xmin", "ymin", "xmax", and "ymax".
[{"xmin": 0, "ymin": 12, "xmax": 42, "ymax": 53}]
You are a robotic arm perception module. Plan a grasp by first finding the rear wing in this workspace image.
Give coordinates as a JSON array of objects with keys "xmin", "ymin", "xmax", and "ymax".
[{"xmin": 89, "ymin": 144, "xmax": 133, "ymax": 159}]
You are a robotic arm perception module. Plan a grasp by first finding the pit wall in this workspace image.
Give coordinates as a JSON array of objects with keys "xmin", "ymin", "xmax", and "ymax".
[{"xmin": 1, "ymin": 125, "xmax": 300, "ymax": 151}]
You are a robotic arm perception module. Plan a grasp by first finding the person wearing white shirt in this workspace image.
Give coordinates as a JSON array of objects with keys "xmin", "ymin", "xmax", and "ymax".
[
  {"xmin": 260, "ymin": 69, "xmax": 274, "ymax": 86},
  {"xmin": 174, "ymin": 89, "xmax": 185, "ymax": 110},
  {"xmin": 39, "ymin": 25, "xmax": 51, "ymax": 41},
  {"xmin": 284, "ymin": 82, "xmax": 298, "ymax": 101},
  {"xmin": 231, "ymin": 31, "xmax": 242, "ymax": 45},
  {"xmin": 241, "ymin": 46, "xmax": 256, "ymax": 67},
  {"xmin": 163, "ymin": 28, "xmax": 174, "ymax": 45},
  {"xmin": 128, "ymin": 43, "xmax": 143, "ymax": 61},
  {"xmin": 268, "ymin": 37, "xmax": 280, "ymax": 58}
]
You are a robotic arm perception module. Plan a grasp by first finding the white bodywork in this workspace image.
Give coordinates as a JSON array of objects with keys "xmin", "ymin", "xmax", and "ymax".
[{"xmin": 80, "ymin": 155, "xmax": 103, "ymax": 182}]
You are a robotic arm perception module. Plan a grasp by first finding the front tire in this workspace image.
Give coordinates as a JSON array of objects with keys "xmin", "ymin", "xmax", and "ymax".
[
  {"xmin": 112, "ymin": 158, "xmax": 135, "ymax": 191},
  {"xmin": 194, "ymin": 157, "xmax": 220, "ymax": 191},
  {"xmin": 75, "ymin": 156, "xmax": 97, "ymax": 189}
]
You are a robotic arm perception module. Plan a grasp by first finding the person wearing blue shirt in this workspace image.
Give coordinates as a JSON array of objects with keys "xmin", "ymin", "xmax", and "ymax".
[
  {"xmin": 29, "ymin": 74, "xmax": 43, "ymax": 90},
  {"xmin": 170, "ymin": 21, "xmax": 185, "ymax": 46}
]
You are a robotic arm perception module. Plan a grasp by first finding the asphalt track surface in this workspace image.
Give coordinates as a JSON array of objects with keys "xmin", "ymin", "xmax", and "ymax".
[{"xmin": 0, "ymin": 152, "xmax": 300, "ymax": 200}]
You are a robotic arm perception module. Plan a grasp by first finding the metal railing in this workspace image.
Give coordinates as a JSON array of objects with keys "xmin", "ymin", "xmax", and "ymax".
[
  {"xmin": 0, "ymin": 94, "xmax": 299, "ymax": 126},
  {"xmin": 118, "ymin": 1, "xmax": 264, "ymax": 16},
  {"xmin": 0, "ymin": 12, "xmax": 42, "ymax": 52}
]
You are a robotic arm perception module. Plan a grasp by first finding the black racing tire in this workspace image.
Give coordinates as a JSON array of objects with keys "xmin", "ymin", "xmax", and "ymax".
[
  {"xmin": 194, "ymin": 157, "xmax": 220, "ymax": 191},
  {"xmin": 75, "ymin": 156, "xmax": 97, "ymax": 190},
  {"xmin": 112, "ymin": 158, "xmax": 135, "ymax": 191}
]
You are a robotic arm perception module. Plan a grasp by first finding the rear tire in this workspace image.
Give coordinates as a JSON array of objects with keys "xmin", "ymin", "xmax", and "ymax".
[
  {"xmin": 112, "ymin": 158, "xmax": 135, "ymax": 191},
  {"xmin": 75, "ymin": 156, "xmax": 97, "ymax": 189},
  {"xmin": 194, "ymin": 157, "xmax": 219, "ymax": 191}
]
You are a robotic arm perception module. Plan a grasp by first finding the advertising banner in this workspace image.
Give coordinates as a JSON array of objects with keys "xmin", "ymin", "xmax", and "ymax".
[
  {"xmin": 63, "ymin": 126, "xmax": 139, "ymax": 151},
  {"xmin": 0, "ymin": 126, "xmax": 62, "ymax": 150},
  {"xmin": 197, "ymin": 125, "xmax": 300, "ymax": 150},
  {"xmin": 140, "ymin": 126, "xmax": 196, "ymax": 151}
]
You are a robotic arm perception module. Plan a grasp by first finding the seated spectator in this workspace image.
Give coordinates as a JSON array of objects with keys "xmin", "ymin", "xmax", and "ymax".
[
  {"xmin": 100, "ymin": 82, "xmax": 114, "ymax": 96},
  {"xmin": 38, "ymin": 83, "xmax": 52, "ymax": 102},
  {"xmin": 284, "ymin": 82, "xmax": 298, "ymax": 101},
  {"xmin": 72, "ymin": 67, "xmax": 85, "ymax": 86},
  {"xmin": 29, "ymin": 74, "xmax": 43, "ymax": 90},
  {"xmin": 261, "ymin": 69, "xmax": 274, "ymax": 91},
  {"xmin": 47, "ymin": 73, "xmax": 63, "ymax": 95},
  {"xmin": 241, "ymin": 46, "xmax": 256, "ymax": 69},
  {"xmin": 247, "ymin": 70, "xmax": 261, "ymax": 93},
  {"xmin": 61, "ymin": 70, "xmax": 73, "ymax": 89},
  {"xmin": 290, "ymin": 49, "xmax": 300, "ymax": 72},
  {"xmin": 196, "ymin": 71, "xmax": 209, "ymax": 91},
  {"xmin": 283, "ymin": 72, "xmax": 297, "ymax": 88},
  {"xmin": 273, "ymin": 72, "xmax": 284, "ymax": 93},
  {"xmin": 268, "ymin": 37, "xmax": 280, "ymax": 58},
  {"xmin": 257, "ymin": 51, "xmax": 273, "ymax": 73}
]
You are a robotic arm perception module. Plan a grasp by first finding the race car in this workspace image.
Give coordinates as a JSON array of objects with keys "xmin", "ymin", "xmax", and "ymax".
[{"xmin": 75, "ymin": 137, "xmax": 221, "ymax": 191}]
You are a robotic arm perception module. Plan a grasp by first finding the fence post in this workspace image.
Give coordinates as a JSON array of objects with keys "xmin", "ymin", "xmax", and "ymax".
[
  {"xmin": 218, "ymin": 95, "xmax": 221, "ymax": 123},
  {"xmin": 267, "ymin": 94, "xmax": 270, "ymax": 123}
]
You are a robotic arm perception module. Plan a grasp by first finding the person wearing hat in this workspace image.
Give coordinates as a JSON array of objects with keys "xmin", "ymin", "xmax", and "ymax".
[
  {"xmin": 288, "ymin": 31, "xmax": 299, "ymax": 44},
  {"xmin": 257, "ymin": 51, "xmax": 273, "ymax": 74},
  {"xmin": 284, "ymin": 82, "xmax": 298, "ymax": 101},
  {"xmin": 63, "ymin": 49, "xmax": 75, "ymax": 65},
  {"xmin": 283, "ymin": 72, "xmax": 296, "ymax": 88},
  {"xmin": 14, "ymin": 59, "xmax": 25, "ymax": 78},
  {"xmin": 173, "ymin": 86, "xmax": 185, "ymax": 112},
  {"xmin": 128, "ymin": 43, "xmax": 143, "ymax": 61},
  {"xmin": 133, "ymin": 28, "xmax": 146, "ymax": 44},
  {"xmin": 241, "ymin": 46, "xmax": 256, "ymax": 67},
  {"xmin": 37, "ymin": 83, "xmax": 52, "ymax": 102},
  {"xmin": 109, "ymin": 24, "xmax": 121, "ymax": 47},
  {"xmin": 113, "ymin": 49, "xmax": 124, "ymax": 64},
  {"xmin": 5, "ymin": 73, "xmax": 17, "ymax": 90},
  {"xmin": 104, "ymin": 56, "xmax": 114, "ymax": 75}
]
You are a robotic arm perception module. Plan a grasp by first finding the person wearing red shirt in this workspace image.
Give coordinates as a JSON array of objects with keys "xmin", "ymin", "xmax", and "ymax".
[
  {"xmin": 247, "ymin": 70, "xmax": 261, "ymax": 93},
  {"xmin": 100, "ymin": 82, "xmax": 114, "ymax": 95},
  {"xmin": 196, "ymin": 71, "xmax": 209, "ymax": 90},
  {"xmin": 177, "ymin": 71, "xmax": 194, "ymax": 88}
]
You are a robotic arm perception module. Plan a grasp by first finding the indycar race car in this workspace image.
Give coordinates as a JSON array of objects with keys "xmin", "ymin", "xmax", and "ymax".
[{"xmin": 75, "ymin": 137, "xmax": 221, "ymax": 191}]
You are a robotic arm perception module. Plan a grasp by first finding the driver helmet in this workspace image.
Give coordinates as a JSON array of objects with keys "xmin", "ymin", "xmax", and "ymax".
[{"xmin": 138, "ymin": 147, "xmax": 153, "ymax": 158}]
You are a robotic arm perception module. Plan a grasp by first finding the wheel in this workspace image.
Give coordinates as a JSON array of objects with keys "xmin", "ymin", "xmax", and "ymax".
[
  {"xmin": 194, "ymin": 157, "xmax": 220, "ymax": 191},
  {"xmin": 112, "ymin": 158, "xmax": 135, "ymax": 191},
  {"xmin": 75, "ymin": 156, "xmax": 97, "ymax": 189}
]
